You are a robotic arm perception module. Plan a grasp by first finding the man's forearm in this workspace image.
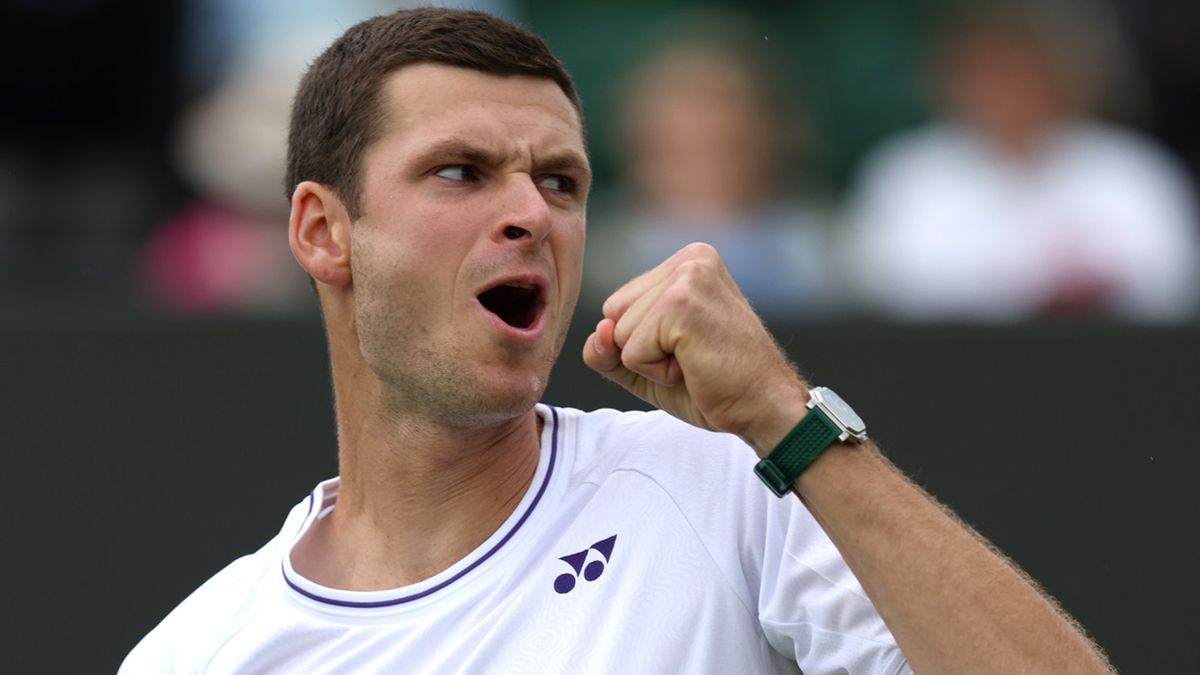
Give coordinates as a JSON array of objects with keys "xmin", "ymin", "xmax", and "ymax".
[
  {"xmin": 794, "ymin": 442, "xmax": 1113, "ymax": 674},
  {"xmin": 583, "ymin": 243, "xmax": 1113, "ymax": 673}
]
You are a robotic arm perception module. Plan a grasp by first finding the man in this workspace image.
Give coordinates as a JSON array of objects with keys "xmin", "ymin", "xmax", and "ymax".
[
  {"xmin": 122, "ymin": 8, "xmax": 1113, "ymax": 674},
  {"xmin": 848, "ymin": 3, "xmax": 1198, "ymax": 321}
]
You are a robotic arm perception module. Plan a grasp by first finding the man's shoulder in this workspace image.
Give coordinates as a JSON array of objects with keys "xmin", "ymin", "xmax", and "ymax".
[
  {"xmin": 1060, "ymin": 122, "xmax": 1195, "ymax": 187},
  {"xmin": 556, "ymin": 405, "xmax": 750, "ymax": 456},
  {"xmin": 550, "ymin": 405, "xmax": 763, "ymax": 502},
  {"xmin": 118, "ymin": 508, "xmax": 300, "ymax": 673}
]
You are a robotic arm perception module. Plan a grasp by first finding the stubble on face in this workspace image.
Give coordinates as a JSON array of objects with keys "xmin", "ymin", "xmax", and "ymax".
[
  {"xmin": 352, "ymin": 235, "xmax": 575, "ymax": 430},
  {"xmin": 342, "ymin": 66, "xmax": 587, "ymax": 431}
]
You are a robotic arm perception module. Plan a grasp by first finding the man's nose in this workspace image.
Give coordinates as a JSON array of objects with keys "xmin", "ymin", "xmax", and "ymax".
[{"xmin": 493, "ymin": 174, "xmax": 552, "ymax": 245}]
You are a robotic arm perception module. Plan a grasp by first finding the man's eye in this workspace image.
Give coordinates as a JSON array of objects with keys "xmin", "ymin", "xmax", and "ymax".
[
  {"xmin": 537, "ymin": 175, "xmax": 575, "ymax": 193},
  {"xmin": 434, "ymin": 165, "xmax": 478, "ymax": 182}
]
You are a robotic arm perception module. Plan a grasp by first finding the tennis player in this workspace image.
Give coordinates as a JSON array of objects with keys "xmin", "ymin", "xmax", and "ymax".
[{"xmin": 121, "ymin": 8, "xmax": 1112, "ymax": 674}]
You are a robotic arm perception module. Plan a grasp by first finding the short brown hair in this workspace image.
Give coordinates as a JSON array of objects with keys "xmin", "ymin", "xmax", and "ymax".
[{"xmin": 285, "ymin": 8, "xmax": 582, "ymax": 219}]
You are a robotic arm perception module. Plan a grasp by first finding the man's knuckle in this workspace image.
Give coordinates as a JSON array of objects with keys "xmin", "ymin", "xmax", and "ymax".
[
  {"xmin": 674, "ymin": 258, "xmax": 721, "ymax": 288},
  {"xmin": 682, "ymin": 241, "xmax": 719, "ymax": 260},
  {"xmin": 620, "ymin": 342, "xmax": 645, "ymax": 369},
  {"xmin": 661, "ymin": 281, "xmax": 695, "ymax": 310},
  {"xmin": 674, "ymin": 259, "xmax": 702, "ymax": 279}
]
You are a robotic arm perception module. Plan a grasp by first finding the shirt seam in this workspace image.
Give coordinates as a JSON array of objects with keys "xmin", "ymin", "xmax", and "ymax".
[
  {"xmin": 584, "ymin": 466, "xmax": 760, "ymax": 625},
  {"xmin": 768, "ymin": 499, "xmax": 875, "ymax": 607},
  {"xmin": 758, "ymin": 617, "xmax": 904, "ymax": 650},
  {"xmin": 201, "ymin": 549, "xmax": 283, "ymax": 673}
]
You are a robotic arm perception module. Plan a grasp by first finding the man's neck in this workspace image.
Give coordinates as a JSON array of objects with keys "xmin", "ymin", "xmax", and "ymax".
[{"xmin": 292, "ymin": 384, "xmax": 544, "ymax": 591}]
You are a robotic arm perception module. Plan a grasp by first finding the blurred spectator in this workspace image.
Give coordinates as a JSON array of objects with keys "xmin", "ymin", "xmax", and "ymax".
[
  {"xmin": 847, "ymin": 1, "xmax": 1200, "ymax": 322},
  {"xmin": 584, "ymin": 11, "xmax": 838, "ymax": 317},
  {"xmin": 0, "ymin": 1, "xmax": 187, "ymax": 309},
  {"xmin": 140, "ymin": 0, "xmax": 514, "ymax": 314},
  {"xmin": 139, "ymin": 0, "xmax": 396, "ymax": 314}
]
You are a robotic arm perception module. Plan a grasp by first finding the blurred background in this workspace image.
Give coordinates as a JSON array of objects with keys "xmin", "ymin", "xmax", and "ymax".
[{"xmin": 2, "ymin": 0, "xmax": 1197, "ymax": 672}]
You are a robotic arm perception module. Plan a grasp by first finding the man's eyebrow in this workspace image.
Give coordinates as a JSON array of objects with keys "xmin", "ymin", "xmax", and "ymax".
[
  {"xmin": 409, "ymin": 138, "xmax": 503, "ymax": 167},
  {"xmin": 534, "ymin": 151, "xmax": 591, "ymax": 177},
  {"xmin": 409, "ymin": 137, "xmax": 589, "ymax": 176}
]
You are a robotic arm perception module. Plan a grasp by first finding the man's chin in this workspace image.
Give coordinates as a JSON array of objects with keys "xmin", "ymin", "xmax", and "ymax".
[{"xmin": 434, "ymin": 369, "xmax": 548, "ymax": 430}]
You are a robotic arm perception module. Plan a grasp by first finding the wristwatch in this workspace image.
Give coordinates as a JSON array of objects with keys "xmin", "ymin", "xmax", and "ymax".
[{"xmin": 753, "ymin": 386, "xmax": 867, "ymax": 497}]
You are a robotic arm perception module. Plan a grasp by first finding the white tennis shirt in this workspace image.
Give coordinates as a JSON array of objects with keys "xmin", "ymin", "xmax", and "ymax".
[
  {"xmin": 121, "ymin": 405, "xmax": 910, "ymax": 674},
  {"xmin": 849, "ymin": 121, "xmax": 1199, "ymax": 321}
]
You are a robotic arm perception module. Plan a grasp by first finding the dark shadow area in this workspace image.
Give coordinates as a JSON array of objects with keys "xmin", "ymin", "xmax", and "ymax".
[{"xmin": 3, "ymin": 311, "xmax": 1195, "ymax": 672}]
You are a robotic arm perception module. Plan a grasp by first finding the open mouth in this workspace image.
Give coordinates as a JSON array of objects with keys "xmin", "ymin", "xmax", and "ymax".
[{"xmin": 477, "ymin": 282, "xmax": 545, "ymax": 330}]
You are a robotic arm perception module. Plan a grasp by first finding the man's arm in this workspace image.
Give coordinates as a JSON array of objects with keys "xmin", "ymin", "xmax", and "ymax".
[
  {"xmin": 583, "ymin": 243, "xmax": 1113, "ymax": 674},
  {"xmin": 792, "ymin": 439, "xmax": 1109, "ymax": 674}
]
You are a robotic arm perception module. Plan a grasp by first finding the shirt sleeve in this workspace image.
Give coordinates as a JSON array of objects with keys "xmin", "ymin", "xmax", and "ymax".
[
  {"xmin": 591, "ymin": 411, "xmax": 911, "ymax": 674},
  {"xmin": 755, "ymin": 484, "xmax": 912, "ymax": 674}
]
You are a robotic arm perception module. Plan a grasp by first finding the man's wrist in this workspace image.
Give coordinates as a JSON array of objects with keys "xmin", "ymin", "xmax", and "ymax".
[
  {"xmin": 793, "ymin": 439, "xmax": 884, "ymax": 498},
  {"xmin": 751, "ymin": 384, "xmax": 873, "ymax": 498},
  {"xmin": 743, "ymin": 384, "xmax": 812, "ymax": 459}
]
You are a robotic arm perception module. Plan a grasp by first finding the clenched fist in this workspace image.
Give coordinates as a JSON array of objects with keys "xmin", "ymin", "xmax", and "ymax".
[{"xmin": 583, "ymin": 243, "xmax": 811, "ymax": 456}]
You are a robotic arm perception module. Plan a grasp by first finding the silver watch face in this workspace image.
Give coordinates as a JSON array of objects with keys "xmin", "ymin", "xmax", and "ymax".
[{"xmin": 810, "ymin": 387, "xmax": 867, "ymax": 439}]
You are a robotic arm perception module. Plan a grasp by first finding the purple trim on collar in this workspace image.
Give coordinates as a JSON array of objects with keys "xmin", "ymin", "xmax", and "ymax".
[{"xmin": 284, "ymin": 406, "xmax": 560, "ymax": 609}]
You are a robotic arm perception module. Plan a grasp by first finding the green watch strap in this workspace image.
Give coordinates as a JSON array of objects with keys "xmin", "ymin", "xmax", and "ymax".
[{"xmin": 753, "ymin": 407, "xmax": 842, "ymax": 497}]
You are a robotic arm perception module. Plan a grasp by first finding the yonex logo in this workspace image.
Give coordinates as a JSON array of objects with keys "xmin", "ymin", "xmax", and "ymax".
[{"xmin": 553, "ymin": 534, "xmax": 617, "ymax": 594}]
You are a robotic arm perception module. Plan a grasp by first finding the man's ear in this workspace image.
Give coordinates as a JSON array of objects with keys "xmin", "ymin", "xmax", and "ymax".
[{"xmin": 288, "ymin": 181, "xmax": 353, "ymax": 288}]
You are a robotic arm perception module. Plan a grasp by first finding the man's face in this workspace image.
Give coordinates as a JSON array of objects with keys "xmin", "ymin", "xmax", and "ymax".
[
  {"xmin": 348, "ymin": 64, "xmax": 590, "ymax": 428},
  {"xmin": 941, "ymin": 35, "xmax": 1065, "ymax": 145}
]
